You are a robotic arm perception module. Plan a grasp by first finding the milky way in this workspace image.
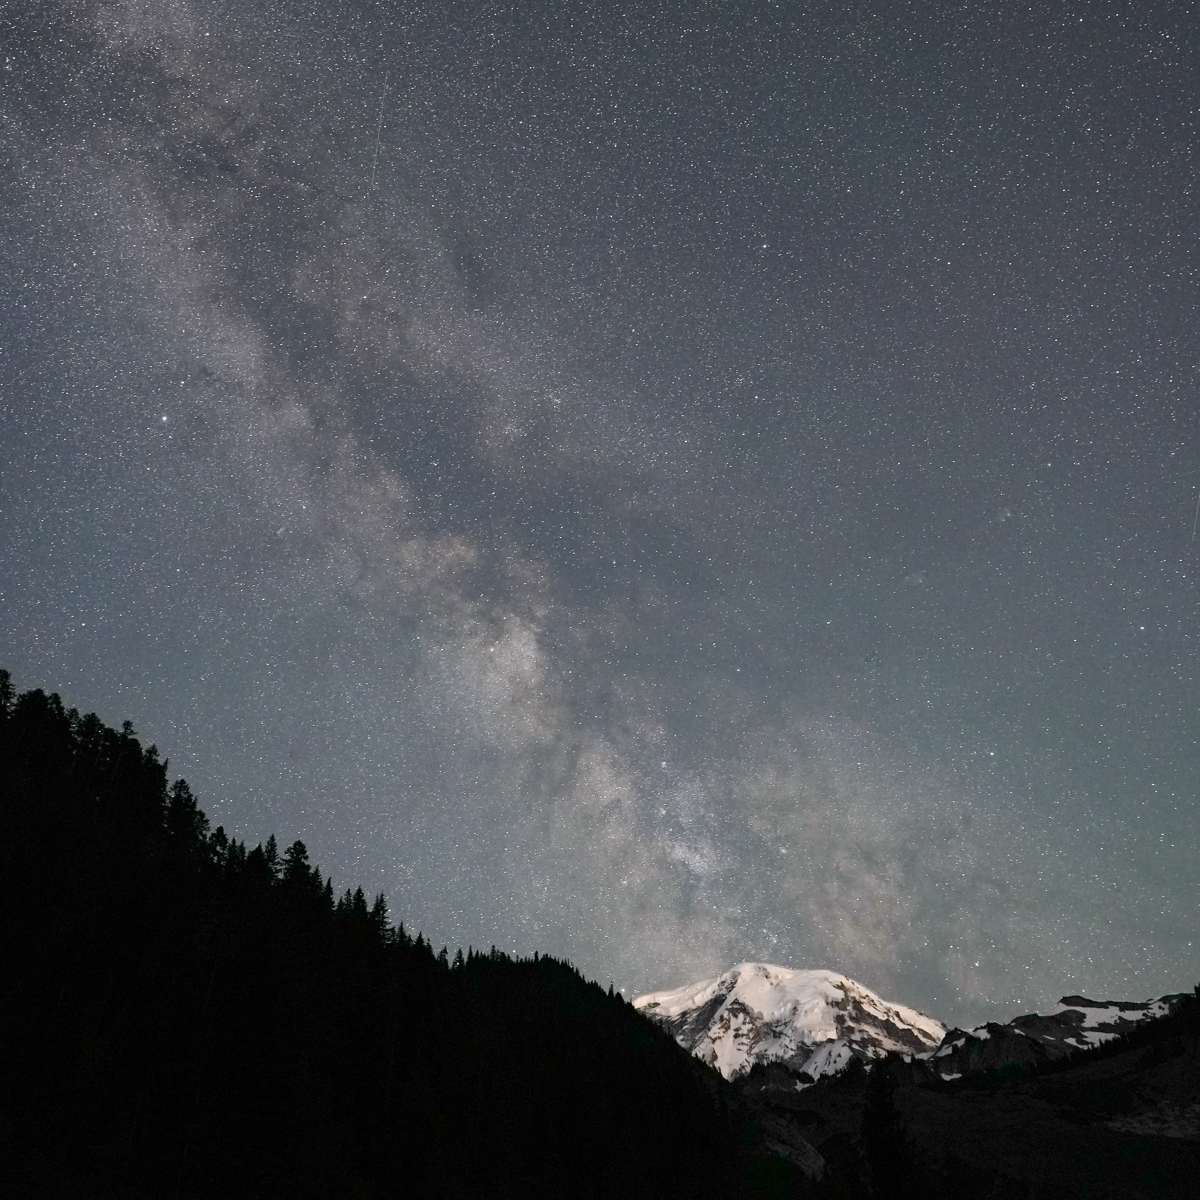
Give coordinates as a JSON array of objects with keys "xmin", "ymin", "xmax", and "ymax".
[{"xmin": 2, "ymin": 0, "xmax": 1197, "ymax": 1024}]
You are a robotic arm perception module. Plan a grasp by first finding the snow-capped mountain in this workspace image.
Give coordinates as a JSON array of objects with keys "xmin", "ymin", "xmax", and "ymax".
[
  {"xmin": 927, "ymin": 994, "xmax": 1180, "ymax": 1079},
  {"xmin": 635, "ymin": 962, "xmax": 1188, "ymax": 1086},
  {"xmin": 633, "ymin": 963, "xmax": 946, "ymax": 1081}
]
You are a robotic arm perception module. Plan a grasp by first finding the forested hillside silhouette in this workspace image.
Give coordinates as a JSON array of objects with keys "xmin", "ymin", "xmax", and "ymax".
[
  {"xmin": 0, "ymin": 673, "xmax": 814, "ymax": 1199},
  {"xmin": 8, "ymin": 672, "xmax": 1196, "ymax": 1199}
]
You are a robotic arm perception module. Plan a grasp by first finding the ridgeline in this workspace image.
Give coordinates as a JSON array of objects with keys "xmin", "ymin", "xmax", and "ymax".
[
  {"xmin": 0, "ymin": 673, "xmax": 811, "ymax": 1199},
  {"xmin": 5, "ymin": 671, "xmax": 1197, "ymax": 1199}
]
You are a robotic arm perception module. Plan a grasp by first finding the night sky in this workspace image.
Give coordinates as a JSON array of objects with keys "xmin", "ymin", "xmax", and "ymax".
[{"xmin": 3, "ymin": 0, "xmax": 1198, "ymax": 1026}]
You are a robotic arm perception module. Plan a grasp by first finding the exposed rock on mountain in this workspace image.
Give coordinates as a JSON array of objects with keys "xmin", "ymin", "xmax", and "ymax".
[
  {"xmin": 633, "ymin": 963, "xmax": 945, "ymax": 1081},
  {"xmin": 928, "ymin": 994, "xmax": 1181, "ymax": 1079}
]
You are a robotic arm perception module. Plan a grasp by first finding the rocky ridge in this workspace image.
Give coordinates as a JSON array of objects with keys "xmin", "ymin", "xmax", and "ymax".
[
  {"xmin": 927, "ymin": 994, "xmax": 1181, "ymax": 1079},
  {"xmin": 635, "ymin": 963, "xmax": 1187, "ymax": 1086}
]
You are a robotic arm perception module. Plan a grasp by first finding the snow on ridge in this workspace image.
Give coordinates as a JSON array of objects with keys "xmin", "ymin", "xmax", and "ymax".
[
  {"xmin": 802, "ymin": 1039, "xmax": 855, "ymax": 1081},
  {"xmin": 1048, "ymin": 998, "xmax": 1170, "ymax": 1026}
]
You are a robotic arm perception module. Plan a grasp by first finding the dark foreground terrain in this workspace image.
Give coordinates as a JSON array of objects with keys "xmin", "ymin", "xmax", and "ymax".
[
  {"xmin": 738, "ymin": 985, "xmax": 1200, "ymax": 1198},
  {"xmin": 3, "ymin": 670, "xmax": 1196, "ymax": 1199}
]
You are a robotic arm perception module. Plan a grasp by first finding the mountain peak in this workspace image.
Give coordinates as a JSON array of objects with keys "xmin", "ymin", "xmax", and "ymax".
[{"xmin": 633, "ymin": 962, "xmax": 945, "ymax": 1080}]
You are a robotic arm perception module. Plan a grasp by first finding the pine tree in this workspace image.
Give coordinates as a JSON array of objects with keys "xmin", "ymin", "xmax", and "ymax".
[
  {"xmin": 368, "ymin": 893, "xmax": 389, "ymax": 940},
  {"xmin": 282, "ymin": 839, "xmax": 311, "ymax": 885},
  {"xmin": 863, "ymin": 1057, "xmax": 921, "ymax": 1200},
  {"xmin": 166, "ymin": 778, "xmax": 210, "ymax": 846},
  {"xmin": 209, "ymin": 825, "xmax": 230, "ymax": 861},
  {"xmin": 263, "ymin": 833, "xmax": 280, "ymax": 878}
]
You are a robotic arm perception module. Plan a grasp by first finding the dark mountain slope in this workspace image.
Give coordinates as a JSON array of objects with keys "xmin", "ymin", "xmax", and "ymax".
[
  {"xmin": 737, "ymin": 990, "xmax": 1200, "ymax": 1198},
  {"xmin": 0, "ymin": 673, "xmax": 816, "ymax": 1200},
  {"xmin": 900, "ymin": 1031, "xmax": 1200, "ymax": 1199}
]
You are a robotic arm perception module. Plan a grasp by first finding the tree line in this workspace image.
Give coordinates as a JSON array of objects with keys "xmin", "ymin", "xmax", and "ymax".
[{"xmin": 0, "ymin": 672, "xmax": 816, "ymax": 1199}]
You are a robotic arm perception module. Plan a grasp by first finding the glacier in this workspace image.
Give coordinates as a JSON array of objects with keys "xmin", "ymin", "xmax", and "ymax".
[{"xmin": 633, "ymin": 962, "xmax": 945, "ymax": 1081}]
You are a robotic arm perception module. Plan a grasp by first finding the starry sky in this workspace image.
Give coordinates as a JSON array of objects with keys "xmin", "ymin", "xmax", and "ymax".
[{"xmin": 2, "ymin": 0, "xmax": 1198, "ymax": 1026}]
